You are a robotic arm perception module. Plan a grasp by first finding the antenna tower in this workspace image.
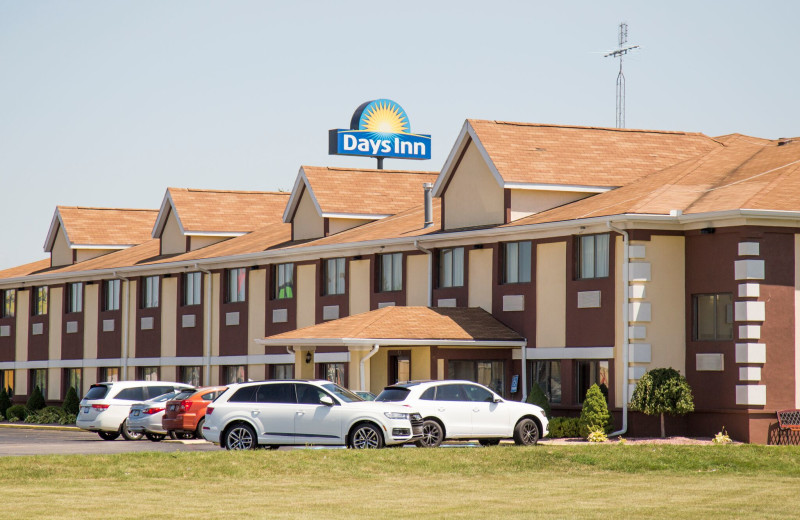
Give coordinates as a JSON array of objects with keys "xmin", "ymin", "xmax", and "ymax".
[{"xmin": 604, "ymin": 22, "xmax": 639, "ymax": 128}]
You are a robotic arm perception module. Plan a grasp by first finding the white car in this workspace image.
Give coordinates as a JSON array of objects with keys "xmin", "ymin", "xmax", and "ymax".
[
  {"xmin": 202, "ymin": 380, "xmax": 423, "ymax": 450},
  {"xmin": 77, "ymin": 381, "xmax": 195, "ymax": 440},
  {"xmin": 375, "ymin": 380, "xmax": 549, "ymax": 447},
  {"xmin": 126, "ymin": 389, "xmax": 192, "ymax": 442}
]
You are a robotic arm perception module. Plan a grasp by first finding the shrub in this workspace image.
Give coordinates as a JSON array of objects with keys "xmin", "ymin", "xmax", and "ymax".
[
  {"xmin": 546, "ymin": 417, "xmax": 581, "ymax": 438},
  {"xmin": 6, "ymin": 404, "xmax": 28, "ymax": 421},
  {"xmin": 526, "ymin": 383, "xmax": 551, "ymax": 418},
  {"xmin": 62, "ymin": 387, "xmax": 80, "ymax": 415},
  {"xmin": 26, "ymin": 386, "xmax": 46, "ymax": 412},
  {"xmin": 587, "ymin": 429, "xmax": 608, "ymax": 443},
  {"xmin": 579, "ymin": 384, "xmax": 612, "ymax": 438},
  {"xmin": 0, "ymin": 387, "xmax": 11, "ymax": 418},
  {"xmin": 25, "ymin": 406, "xmax": 75, "ymax": 425},
  {"xmin": 630, "ymin": 367, "xmax": 694, "ymax": 438},
  {"xmin": 713, "ymin": 427, "xmax": 732, "ymax": 445}
]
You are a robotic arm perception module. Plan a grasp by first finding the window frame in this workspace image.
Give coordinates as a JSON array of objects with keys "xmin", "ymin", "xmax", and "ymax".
[
  {"xmin": 32, "ymin": 287, "xmax": 48, "ymax": 316},
  {"xmin": 179, "ymin": 365, "xmax": 202, "ymax": 387},
  {"xmin": 503, "ymin": 241, "xmax": 532, "ymax": 284},
  {"xmin": 226, "ymin": 268, "xmax": 247, "ymax": 303},
  {"xmin": 530, "ymin": 360, "xmax": 562, "ymax": 404},
  {"xmin": 379, "ymin": 253, "xmax": 403, "ymax": 292},
  {"xmin": 323, "ymin": 258, "xmax": 346, "ymax": 296},
  {"xmin": 574, "ymin": 360, "xmax": 610, "ymax": 405},
  {"xmin": 0, "ymin": 369, "xmax": 14, "ymax": 396},
  {"xmin": 31, "ymin": 368, "xmax": 47, "ymax": 398},
  {"xmin": 138, "ymin": 366, "xmax": 159, "ymax": 381},
  {"xmin": 225, "ymin": 365, "xmax": 247, "ymax": 384},
  {"xmin": 66, "ymin": 282, "xmax": 83, "ymax": 314},
  {"xmin": 103, "ymin": 280, "xmax": 120, "ymax": 312},
  {"xmin": 575, "ymin": 233, "xmax": 610, "ymax": 280},
  {"xmin": 64, "ymin": 368, "xmax": 82, "ymax": 398},
  {"xmin": 274, "ymin": 263, "xmax": 295, "ymax": 300},
  {"xmin": 1, "ymin": 289, "xmax": 15, "ymax": 318},
  {"xmin": 692, "ymin": 293, "xmax": 734, "ymax": 341},
  {"xmin": 99, "ymin": 367, "xmax": 120, "ymax": 383},
  {"xmin": 141, "ymin": 276, "xmax": 160, "ymax": 309},
  {"xmin": 438, "ymin": 247, "xmax": 465, "ymax": 288},
  {"xmin": 183, "ymin": 272, "xmax": 202, "ymax": 307}
]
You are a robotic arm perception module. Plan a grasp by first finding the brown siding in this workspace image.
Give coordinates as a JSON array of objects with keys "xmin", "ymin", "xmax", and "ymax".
[
  {"xmin": 492, "ymin": 241, "xmax": 535, "ymax": 343},
  {"xmin": 61, "ymin": 283, "xmax": 84, "ymax": 360},
  {"xmin": 431, "ymin": 246, "xmax": 470, "ymax": 308},
  {"xmin": 28, "ymin": 288, "xmax": 49, "ymax": 362},
  {"xmin": 218, "ymin": 268, "xmax": 249, "ymax": 357},
  {"xmin": 0, "ymin": 307, "xmax": 15, "ymax": 362},
  {"xmin": 370, "ymin": 252, "xmax": 408, "ymax": 310},
  {"xmin": 176, "ymin": 273, "xmax": 204, "ymax": 358},
  {"xmin": 266, "ymin": 263, "xmax": 298, "ymax": 337},
  {"xmin": 135, "ymin": 276, "xmax": 162, "ymax": 359},
  {"xmin": 316, "ymin": 259, "xmax": 349, "ymax": 324},
  {"xmin": 565, "ymin": 235, "xmax": 616, "ymax": 347},
  {"xmin": 97, "ymin": 281, "xmax": 122, "ymax": 360}
]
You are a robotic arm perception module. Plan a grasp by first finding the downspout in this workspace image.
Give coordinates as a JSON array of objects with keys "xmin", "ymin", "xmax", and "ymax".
[
  {"xmin": 607, "ymin": 221, "xmax": 629, "ymax": 437},
  {"xmin": 413, "ymin": 240, "xmax": 433, "ymax": 307},
  {"xmin": 521, "ymin": 339, "xmax": 528, "ymax": 402},
  {"xmin": 360, "ymin": 344, "xmax": 380, "ymax": 392},
  {"xmin": 113, "ymin": 272, "xmax": 130, "ymax": 380},
  {"xmin": 195, "ymin": 264, "xmax": 213, "ymax": 386}
]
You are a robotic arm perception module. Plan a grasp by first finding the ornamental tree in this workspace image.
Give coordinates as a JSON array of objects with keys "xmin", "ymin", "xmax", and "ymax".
[
  {"xmin": 526, "ymin": 382, "xmax": 552, "ymax": 419},
  {"xmin": 579, "ymin": 383, "xmax": 612, "ymax": 438},
  {"xmin": 26, "ymin": 386, "xmax": 46, "ymax": 412},
  {"xmin": 630, "ymin": 367, "xmax": 694, "ymax": 438},
  {"xmin": 62, "ymin": 386, "xmax": 80, "ymax": 415}
]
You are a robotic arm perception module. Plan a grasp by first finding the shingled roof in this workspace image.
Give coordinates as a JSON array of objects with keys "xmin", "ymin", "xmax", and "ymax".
[{"xmin": 44, "ymin": 207, "xmax": 158, "ymax": 252}]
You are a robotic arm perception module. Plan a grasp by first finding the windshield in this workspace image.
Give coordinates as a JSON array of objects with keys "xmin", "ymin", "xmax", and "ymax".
[
  {"xmin": 375, "ymin": 387, "xmax": 411, "ymax": 402},
  {"xmin": 320, "ymin": 383, "xmax": 363, "ymax": 403}
]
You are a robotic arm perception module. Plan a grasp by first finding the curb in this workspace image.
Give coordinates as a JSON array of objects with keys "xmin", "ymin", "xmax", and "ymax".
[{"xmin": 0, "ymin": 423, "xmax": 81, "ymax": 432}]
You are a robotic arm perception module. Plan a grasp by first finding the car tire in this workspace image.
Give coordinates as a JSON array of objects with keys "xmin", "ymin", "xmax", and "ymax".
[
  {"xmin": 145, "ymin": 432, "xmax": 165, "ymax": 442},
  {"xmin": 98, "ymin": 431, "xmax": 120, "ymax": 441},
  {"xmin": 349, "ymin": 423, "xmax": 384, "ymax": 449},
  {"xmin": 225, "ymin": 423, "xmax": 257, "ymax": 450},
  {"xmin": 414, "ymin": 419, "xmax": 444, "ymax": 448},
  {"xmin": 479, "ymin": 439, "xmax": 502, "ymax": 446},
  {"xmin": 120, "ymin": 420, "xmax": 144, "ymax": 441},
  {"xmin": 194, "ymin": 418, "xmax": 205, "ymax": 440},
  {"xmin": 513, "ymin": 418, "xmax": 540, "ymax": 446}
]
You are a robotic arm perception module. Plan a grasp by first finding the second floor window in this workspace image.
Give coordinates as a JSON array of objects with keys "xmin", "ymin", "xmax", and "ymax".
[
  {"xmin": 1, "ymin": 289, "xmax": 15, "ymax": 318},
  {"xmin": 504, "ymin": 241, "xmax": 532, "ymax": 284},
  {"xmin": 103, "ymin": 280, "xmax": 120, "ymax": 311},
  {"xmin": 439, "ymin": 247, "xmax": 464, "ymax": 288},
  {"xmin": 33, "ymin": 287, "xmax": 48, "ymax": 316},
  {"xmin": 576, "ymin": 234, "xmax": 610, "ymax": 279},
  {"xmin": 142, "ymin": 276, "xmax": 159, "ymax": 309},
  {"xmin": 226, "ymin": 268, "xmax": 246, "ymax": 303},
  {"xmin": 184, "ymin": 272, "xmax": 202, "ymax": 306},
  {"xmin": 324, "ymin": 258, "xmax": 346, "ymax": 296},
  {"xmin": 274, "ymin": 263, "xmax": 294, "ymax": 299},
  {"xmin": 67, "ymin": 283, "xmax": 83, "ymax": 313},
  {"xmin": 379, "ymin": 253, "xmax": 403, "ymax": 292},
  {"xmin": 693, "ymin": 293, "xmax": 734, "ymax": 341}
]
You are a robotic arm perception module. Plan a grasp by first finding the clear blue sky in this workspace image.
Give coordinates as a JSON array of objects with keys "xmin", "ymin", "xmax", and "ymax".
[{"xmin": 1, "ymin": 1, "xmax": 797, "ymax": 269}]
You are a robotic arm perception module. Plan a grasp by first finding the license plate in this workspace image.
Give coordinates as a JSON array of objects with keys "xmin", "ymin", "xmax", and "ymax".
[
  {"xmin": 133, "ymin": 410, "xmax": 140, "ymax": 416},
  {"xmin": 169, "ymin": 405, "xmax": 177, "ymax": 411},
  {"xmin": 82, "ymin": 407, "xmax": 89, "ymax": 414}
]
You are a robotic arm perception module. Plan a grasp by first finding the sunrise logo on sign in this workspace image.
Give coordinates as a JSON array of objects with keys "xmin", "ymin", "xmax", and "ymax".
[{"xmin": 329, "ymin": 99, "xmax": 431, "ymax": 160}]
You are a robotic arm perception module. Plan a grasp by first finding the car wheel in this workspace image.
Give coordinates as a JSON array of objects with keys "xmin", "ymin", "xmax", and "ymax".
[
  {"xmin": 98, "ymin": 431, "xmax": 120, "ymax": 441},
  {"xmin": 414, "ymin": 419, "xmax": 444, "ymax": 448},
  {"xmin": 225, "ymin": 423, "xmax": 257, "ymax": 450},
  {"xmin": 513, "ymin": 418, "xmax": 540, "ymax": 446},
  {"xmin": 194, "ymin": 418, "xmax": 205, "ymax": 440},
  {"xmin": 479, "ymin": 439, "xmax": 502, "ymax": 446},
  {"xmin": 349, "ymin": 423, "xmax": 384, "ymax": 449},
  {"xmin": 145, "ymin": 432, "xmax": 165, "ymax": 442},
  {"xmin": 120, "ymin": 420, "xmax": 144, "ymax": 441}
]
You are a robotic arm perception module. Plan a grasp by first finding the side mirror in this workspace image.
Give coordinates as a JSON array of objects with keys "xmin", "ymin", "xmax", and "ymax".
[
  {"xmin": 493, "ymin": 396, "xmax": 503, "ymax": 403},
  {"xmin": 320, "ymin": 395, "xmax": 334, "ymax": 406}
]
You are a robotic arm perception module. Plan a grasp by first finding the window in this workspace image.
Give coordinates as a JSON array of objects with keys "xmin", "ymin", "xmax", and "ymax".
[
  {"xmin": 439, "ymin": 247, "xmax": 464, "ymax": 288},
  {"xmin": 183, "ymin": 272, "xmax": 202, "ymax": 306},
  {"xmin": 693, "ymin": 293, "xmax": 734, "ymax": 341},
  {"xmin": 138, "ymin": 366, "xmax": 159, "ymax": 381},
  {"xmin": 504, "ymin": 241, "xmax": 532, "ymax": 284},
  {"xmin": 99, "ymin": 367, "xmax": 119, "ymax": 382},
  {"xmin": 463, "ymin": 384, "xmax": 494, "ymax": 402},
  {"xmin": 256, "ymin": 383, "xmax": 296, "ymax": 404},
  {"xmin": 320, "ymin": 362, "xmax": 345, "ymax": 386},
  {"xmin": 575, "ymin": 360, "xmax": 609, "ymax": 404},
  {"xmin": 179, "ymin": 366, "xmax": 201, "ymax": 387},
  {"xmin": 576, "ymin": 234, "xmax": 610, "ymax": 279},
  {"xmin": 274, "ymin": 263, "xmax": 294, "ymax": 299},
  {"xmin": 67, "ymin": 283, "xmax": 83, "ymax": 313},
  {"xmin": 447, "ymin": 360, "xmax": 505, "ymax": 397},
  {"xmin": 379, "ymin": 253, "xmax": 403, "ymax": 292},
  {"xmin": 324, "ymin": 258, "xmax": 346, "ymax": 295},
  {"xmin": 271, "ymin": 364, "xmax": 294, "ymax": 379},
  {"xmin": 531, "ymin": 361, "xmax": 562, "ymax": 404},
  {"xmin": 32, "ymin": 287, "xmax": 48, "ymax": 316},
  {"xmin": 103, "ymin": 280, "xmax": 120, "ymax": 311},
  {"xmin": 0, "ymin": 369, "xmax": 14, "ymax": 396},
  {"xmin": 1, "ymin": 289, "xmax": 15, "ymax": 318},
  {"xmin": 296, "ymin": 383, "xmax": 328, "ymax": 405},
  {"xmin": 142, "ymin": 276, "xmax": 159, "ymax": 309},
  {"xmin": 64, "ymin": 368, "xmax": 82, "ymax": 398},
  {"xmin": 225, "ymin": 365, "xmax": 246, "ymax": 384},
  {"xmin": 226, "ymin": 268, "xmax": 246, "ymax": 303},
  {"xmin": 31, "ymin": 368, "xmax": 47, "ymax": 399}
]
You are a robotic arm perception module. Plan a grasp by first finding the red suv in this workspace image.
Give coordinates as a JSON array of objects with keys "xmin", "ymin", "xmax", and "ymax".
[{"xmin": 162, "ymin": 386, "xmax": 227, "ymax": 439}]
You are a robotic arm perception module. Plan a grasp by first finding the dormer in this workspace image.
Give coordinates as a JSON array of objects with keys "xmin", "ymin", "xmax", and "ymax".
[
  {"xmin": 44, "ymin": 207, "xmax": 158, "ymax": 268},
  {"xmin": 283, "ymin": 166, "xmax": 438, "ymax": 241},
  {"xmin": 152, "ymin": 188, "xmax": 290, "ymax": 256},
  {"xmin": 433, "ymin": 120, "xmax": 722, "ymax": 231}
]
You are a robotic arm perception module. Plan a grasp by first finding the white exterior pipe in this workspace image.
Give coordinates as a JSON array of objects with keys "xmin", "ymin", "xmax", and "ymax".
[
  {"xmin": 607, "ymin": 221, "xmax": 629, "ymax": 437},
  {"xmin": 359, "ymin": 344, "xmax": 380, "ymax": 392},
  {"xmin": 521, "ymin": 340, "xmax": 528, "ymax": 402}
]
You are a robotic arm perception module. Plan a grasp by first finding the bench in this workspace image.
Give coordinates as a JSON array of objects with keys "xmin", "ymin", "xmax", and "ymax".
[{"xmin": 776, "ymin": 409, "xmax": 800, "ymax": 444}]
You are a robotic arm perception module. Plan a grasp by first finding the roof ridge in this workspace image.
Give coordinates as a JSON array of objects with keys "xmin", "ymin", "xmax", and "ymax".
[
  {"xmin": 303, "ymin": 166, "xmax": 437, "ymax": 175},
  {"xmin": 57, "ymin": 206, "xmax": 158, "ymax": 213},
  {"xmin": 467, "ymin": 119, "xmax": 712, "ymax": 138},
  {"xmin": 169, "ymin": 187, "xmax": 290, "ymax": 195},
  {"xmin": 349, "ymin": 306, "xmax": 396, "ymax": 336}
]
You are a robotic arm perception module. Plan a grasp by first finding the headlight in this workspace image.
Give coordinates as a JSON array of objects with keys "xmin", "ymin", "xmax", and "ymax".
[{"xmin": 384, "ymin": 412, "xmax": 409, "ymax": 420}]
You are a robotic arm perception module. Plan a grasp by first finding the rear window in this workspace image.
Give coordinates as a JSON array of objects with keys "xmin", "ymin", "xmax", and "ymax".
[
  {"xmin": 228, "ymin": 386, "xmax": 258, "ymax": 403},
  {"xmin": 114, "ymin": 387, "xmax": 145, "ymax": 401},
  {"xmin": 173, "ymin": 390, "xmax": 196, "ymax": 401},
  {"xmin": 201, "ymin": 390, "xmax": 224, "ymax": 401},
  {"xmin": 375, "ymin": 387, "xmax": 411, "ymax": 402},
  {"xmin": 83, "ymin": 385, "xmax": 110, "ymax": 400},
  {"xmin": 147, "ymin": 386, "xmax": 178, "ymax": 399}
]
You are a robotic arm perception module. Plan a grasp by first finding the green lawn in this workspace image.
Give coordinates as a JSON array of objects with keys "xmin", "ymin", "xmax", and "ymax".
[{"xmin": 2, "ymin": 445, "xmax": 799, "ymax": 519}]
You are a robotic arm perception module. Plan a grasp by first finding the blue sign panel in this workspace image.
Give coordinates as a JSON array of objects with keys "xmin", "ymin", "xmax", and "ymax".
[{"xmin": 329, "ymin": 99, "xmax": 431, "ymax": 160}]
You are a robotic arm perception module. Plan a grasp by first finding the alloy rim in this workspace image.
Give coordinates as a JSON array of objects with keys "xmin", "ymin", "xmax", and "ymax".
[
  {"xmin": 228, "ymin": 427, "xmax": 254, "ymax": 450},
  {"xmin": 352, "ymin": 427, "xmax": 380, "ymax": 449},
  {"xmin": 521, "ymin": 422, "xmax": 537, "ymax": 444},
  {"xmin": 422, "ymin": 423, "xmax": 441, "ymax": 446}
]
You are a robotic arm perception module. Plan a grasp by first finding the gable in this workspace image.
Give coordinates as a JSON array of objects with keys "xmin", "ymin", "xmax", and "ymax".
[
  {"xmin": 442, "ymin": 139, "xmax": 505, "ymax": 230},
  {"xmin": 292, "ymin": 187, "xmax": 325, "ymax": 240}
]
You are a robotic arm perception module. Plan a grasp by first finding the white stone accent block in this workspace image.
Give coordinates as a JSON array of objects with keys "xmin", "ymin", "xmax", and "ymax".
[
  {"xmin": 738, "ymin": 242, "xmax": 760, "ymax": 256},
  {"xmin": 734, "ymin": 259, "xmax": 765, "ymax": 280},
  {"xmin": 378, "ymin": 301, "xmax": 396, "ymax": 308},
  {"xmin": 738, "ymin": 325, "xmax": 761, "ymax": 340},
  {"xmin": 32, "ymin": 323, "xmax": 43, "ymax": 335},
  {"xmin": 502, "ymin": 295, "xmax": 525, "ymax": 312},
  {"xmin": 577, "ymin": 291, "xmax": 601, "ymax": 309},
  {"xmin": 696, "ymin": 353, "xmax": 724, "ymax": 371},
  {"xmin": 629, "ymin": 262, "xmax": 651, "ymax": 282},
  {"xmin": 736, "ymin": 385, "xmax": 766, "ymax": 406},
  {"xmin": 739, "ymin": 366, "xmax": 762, "ymax": 381},
  {"xmin": 628, "ymin": 245, "xmax": 646, "ymax": 259},
  {"xmin": 629, "ymin": 366, "xmax": 647, "ymax": 380},
  {"xmin": 272, "ymin": 309, "xmax": 288, "ymax": 323},
  {"xmin": 735, "ymin": 343, "xmax": 766, "ymax": 363},
  {"xmin": 0, "ymin": 325, "xmax": 9, "ymax": 337},
  {"xmin": 66, "ymin": 321, "xmax": 78, "ymax": 334},
  {"xmin": 102, "ymin": 319, "xmax": 115, "ymax": 332},
  {"xmin": 225, "ymin": 312, "xmax": 240, "ymax": 326},
  {"xmin": 629, "ymin": 326, "xmax": 647, "ymax": 339},
  {"xmin": 738, "ymin": 283, "xmax": 760, "ymax": 298},
  {"xmin": 629, "ymin": 343, "xmax": 651, "ymax": 363},
  {"xmin": 140, "ymin": 317, "xmax": 154, "ymax": 330},
  {"xmin": 629, "ymin": 302, "xmax": 651, "ymax": 322},
  {"xmin": 629, "ymin": 285, "xmax": 646, "ymax": 299},
  {"xmin": 322, "ymin": 306, "xmax": 339, "ymax": 321},
  {"xmin": 182, "ymin": 314, "xmax": 196, "ymax": 328},
  {"xmin": 437, "ymin": 298, "xmax": 457, "ymax": 308},
  {"xmin": 735, "ymin": 301, "xmax": 766, "ymax": 322}
]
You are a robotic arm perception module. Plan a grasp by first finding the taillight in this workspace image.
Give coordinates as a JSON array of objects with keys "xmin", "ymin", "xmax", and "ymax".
[
  {"xmin": 206, "ymin": 407, "xmax": 213, "ymax": 415},
  {"xmin": 181, "ymin": 400, "xmax": 192, "ymax": 413},
  {"xmin": 92, "ymin": 404, "xmax": 110, "ymax": 410},
  {"xmin": 144, "ymin": 407, "xmax": 165, "ymax": 415}
]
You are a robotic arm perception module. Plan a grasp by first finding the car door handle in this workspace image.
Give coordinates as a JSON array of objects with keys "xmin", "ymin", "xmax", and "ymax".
[
  {"xmin": 296, "ymin": 411, "xmax": 305, "ymax": 416},
  {"xmin": 251, "ymin": 410, "xmax": 260, "ymax": 416},
  {"xmin": 473, "ymin": 408, "xmax": 480, "ymax": 412},
  {"xmin": 437, "ymin": 407, "xmax": 446, "ymax": 412}
]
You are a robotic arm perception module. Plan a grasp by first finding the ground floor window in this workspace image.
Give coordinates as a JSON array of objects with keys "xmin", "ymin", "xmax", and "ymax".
[
  {"xmin": 271, "ymin": 364, "xmax": 294, "ymax": 380},
  {"xmin": 31, "ymin": 368, "xmax": 47, "ymax": 398},
  {"xmin": 320, "ymin": 363, "xmax": 345, "ymax": 386},
  {"xmin": 179, "ymin": 366, "xmax": 201, "ymax": 387},
  {"xmin": 138, "ymin": 366, "xmax": 159, "ymax": 381},
  {"xmin": 448, "ymin": 360, "xmax": 505, "ymax": 397},
  {"xmin": 99, "ymin": 367, "xmax": 119, "ymax": 383},
  {"xmin": 225, "ymin": 365, "xmax": 246, "ymax": 384},
  {"xmin": 530, "ymin": 361, "xmax": 562, "ymax": 404},
  {"xmin": 575, "ymin": 360, "xmax": 609, "ymax": 404},
  {"xmin": 64, "ymin": 368, "xmax": 82, "ymax": 398},
  {"xmin": 0, "ymin": 369, "xmax": 14, "ymax": 396}
]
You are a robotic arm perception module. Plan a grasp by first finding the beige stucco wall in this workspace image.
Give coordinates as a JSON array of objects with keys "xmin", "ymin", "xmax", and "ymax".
[
  {"xmin": 292, "ymin": 189, "xmax": 324, "ymax": 240},
  {"xmin": 411, "ymin": 347, "xmax": 431, "ymax": 381},
  {"xmin": 190, "ymin": 235, "xmax": 228, "ymax": 251},
  {"xmin": 295, "ymin": 347, "xmax": 316, "ymax": 379},
  {"xmin": 210, "ymin": 273, "xmax": 220, "ymax": 357},
  {"xmin": 468, "ymin": 248, "xmax": 493, "ymax": 312},
  {"xmin": 161, "ymin": 209, "xmax": 186, "ymax": 255},
  {"xmin": 49, "ymin": 287, "xmax": 63, "ymax": 363},
  {"xmin": 161, "ymin": 277, "xmax": 177, "ymax": 358},
  {"xmin": 509, "ymin": 190, "xmax": 592, "ymax": 222},
  {"xmin": 349, "ymin": 259, "xmax": 370, "ymax": 316},
  {"xmin": 83, "ymin": 366, "xmax": 97, "ymax": 395},
  {"xmin": 75, "ymin": 249, "xmax": 116, "ymax": 263},
  {"xmin": 51, "ymin": 226, "xmax": 72, "ymax": 267},
  {"xmin": 84, "ymin": 284, "xmax": 99, "ymax": 360},
  {"xmin": 48, "ymin": 368, "xmax": 60, "ymax": 401},
  {"xmin": 161, "ymin": 366, "xmax": 177, "ymax": 382},
  {"xmin": 297, "ymin": 264, "xmax": 316, "ymax": 328},
  {"xmin": 536, "ymin": 241, "xmax": 566, "ymax": 348},
  {"xmin": 348, "ymin": 347, "xmax": 370, "ymax": 391},
  {"xmin": 443, "ymin": 141, "xmax": 504, "ymax": 230},
  {"xmin": 329, "ymin": 217, "xmax": 373, "ymax": 235},
  {"xmin": 15, "ymin": 290, "xmax": 29, "ymax": 363},
  {"xmin": 406, "ymin": 254, "xmax": 429, "ymax": 306},
  {"xmin": 248, "ymin": 269, "xmax": 267, "ymax": 355},
  {"xmin": 125, "ymin": 280, "xmax": 137, "ymax": 379},
  {"xmin": 248, "ymin": 364, "xmax": 266, "ymax": 381},
  {"xmin": 369, "ymin": 348, "xmax": 388, "ymax": 393},
  {"xmin": 645, "ymin": 235, "xmax": 686, "ymax": 374}
]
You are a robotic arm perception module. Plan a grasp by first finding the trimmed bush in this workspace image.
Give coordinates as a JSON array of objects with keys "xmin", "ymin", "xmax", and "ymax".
[
  {"xmin": 62, "ymin": 387, "xmax": 80, "ymax": 415},
  {"xmin": 26, "ymin": 386, "xmax": 46, "ymax": 412},
  {"xmin": 579, "ymin": 383, "xmax": 612, "ymax": 438},
  {"xmin": 0, "ymin": 387, "xmax": 11, "ymax": 419},
  {"xmin": 630, "ymin": 367, "xmax": 694, "ymax": 438},
  {"xmin": 25, "ymin": 406, "xmax": 75, "ymax": 425},
  {"xmin": 545, "ymin": 417, "xmax": 581, "ymax": 438},
  {"xmin": 526, "ymin": 383, "xmax": 552, "ymax": 419},
  {"xmin": 6, "ymin": 404, "xmax": 28, "ymax": 421}
]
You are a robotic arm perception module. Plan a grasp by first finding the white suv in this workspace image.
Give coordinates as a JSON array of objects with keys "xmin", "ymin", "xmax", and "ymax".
[
  {"xmin": 376, "ymin": 380, "xmax": 549, "ymax": 447},
  {"xmin": 76, "ymin": 381, "xmax": 195, "ymax": 440},
  {"xmin": 202, "ymin": 380, "xmax": 423, "ymax": 450}
]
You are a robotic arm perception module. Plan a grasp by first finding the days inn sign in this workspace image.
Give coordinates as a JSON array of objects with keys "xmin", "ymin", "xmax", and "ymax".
[{"xmin": 329, "ymin": 99, "xmax": 431, "ymax": 162}]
